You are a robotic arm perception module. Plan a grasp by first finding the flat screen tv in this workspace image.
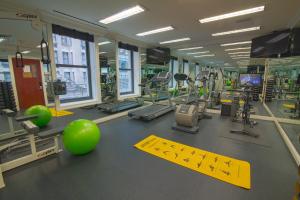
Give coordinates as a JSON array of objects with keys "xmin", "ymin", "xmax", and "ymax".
[
  {"xmin": 251, "ymin": 29, "xmax": 291, "ymax": 58},
  {"xmin": 146, "ymin": 47, "xmax": 171, "ymax": 65},
  {"xmin": 291, "ymin": 28, "xmax": 300, "ymax": 56},
  {"xmin": 239, "ymin": 74, "xmax": 262, "ymax": 86}
]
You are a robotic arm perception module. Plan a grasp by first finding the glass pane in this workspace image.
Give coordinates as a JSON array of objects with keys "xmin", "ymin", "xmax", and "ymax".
[
  {"xmin": 183, "ymin": 62, "xmax": 189, "ymax": 87},
  {"xmin": 56, "ymin": 67, "xmax": 90, "ymax": 100},
  {"xmin": 53, "ymin": 34, "xmax": 87, "ymax": 66},
  {"xmin": 119, "ymin": 70, "xmax": 133, "ymax": 94},
  {"xmin": 119, "ymin": 48, "xmax": 133, "ymax": 94},
  {"xmin": 0, "ymin": 60, "xmax": 11, "ymax": 82},
  {"xmin": 119, "ymin": 49, "xmax": 131, "ymax": 69}
]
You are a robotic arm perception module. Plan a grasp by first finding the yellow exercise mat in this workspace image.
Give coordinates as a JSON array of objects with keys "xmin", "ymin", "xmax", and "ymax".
[
  {"xmin": 134, "ymin": 135, "xmax": 251, "ymax": 189},
  {"xmin": 221, "ymin": 99, "xmax": 245, "ymax": 104},
  {"xmin": 283, "ymin": 103, "xmax": 295, "ymax": 109},
  {"xmin": 49, "ymin": 108, "xmax": 73, "ymax": 117}
]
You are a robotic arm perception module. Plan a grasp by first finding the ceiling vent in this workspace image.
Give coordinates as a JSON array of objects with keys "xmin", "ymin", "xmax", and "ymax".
[
  {"xmin": 0, "ymin": 34, "xmax": 11, "ymax": 39},
  {"xmin": 16, "ymin": 12, "xmax": 38, "ymax": 20}
]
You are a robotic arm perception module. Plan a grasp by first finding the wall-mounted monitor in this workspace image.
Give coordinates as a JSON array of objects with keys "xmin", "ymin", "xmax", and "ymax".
[
  {"xmin": 251, "ymin": 29, "xmax": 291, "ymax": 58},
  {"xmin": 146, "ymin": 47, "xmax": 171, "ymax": 65},
  {"xmin": 239, "ymin": 74, "xmax": 262, "ymax": 86}
]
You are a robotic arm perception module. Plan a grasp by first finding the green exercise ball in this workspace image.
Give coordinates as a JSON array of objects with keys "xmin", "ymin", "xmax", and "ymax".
[
  {"xmin": 226, "ymin": 80, "xmax": 231, "ymax": 86},
  {"xmin": 63, "ymin": 119, "xmax": 101, "ymax": 155},
  {"xmin": 24, "ymin": 105, "xmax": 52, "ymax": 128}
]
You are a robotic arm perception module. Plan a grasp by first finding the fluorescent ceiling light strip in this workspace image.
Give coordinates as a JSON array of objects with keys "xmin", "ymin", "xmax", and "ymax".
[
  {"xmin": 178, "ymin": 46, "xmax": 203, "ymax": 51},
  {"xmin": 98, "ymin": 41, "xmax": 111, "ymax": 45},
  {"xmin": 136, "ymin": 26, "xmax": 174, "ymax": 36},
  {"xmin": 221, "ymin": 41, "xmax": 252, "ymax": 46},
  {"xmin": 21, "ymin": 50, "xmax": 30, "ymax": 54},
  {"xmin": 0, "ymin": 38, "xmax": 5, "ymax": 42},
  {"xmin": 99, "ymin": 52, "xmax": 107, "ymax": 54},
  {"xmin": 187, "ymin": 51, "xmax": 210, "ymax": 55},
  {"xmin": 231, "ymin": 54, "xmax": 250, "ymax": 57},
  {"xmin": 99, "ymin": 5, "xmax": 144, "ymax": 24},
  {"xmin": 159, "ymin": 37, "xmax": 190, "ymax": 44},
  {"xmin": 228, "ymin": 51, "xmax": 250, "ymax": 55},
  {"xmin": 212, "ymin": 26, "xmax": 260, "ymax": 36},
  {"xmin": 194, "ymin": 54, "xmax": 215, "ymax": 58},
  {"xmin": 232, "ymin": 57, "xmax": 250, "ymax": 59},
  {"xmin": 199, "ymin": 6, "xmax": 265, "ymax": 23},
  {"xmin": 225, "ymin": 47, "xmax": 251, "ymax": 51}
]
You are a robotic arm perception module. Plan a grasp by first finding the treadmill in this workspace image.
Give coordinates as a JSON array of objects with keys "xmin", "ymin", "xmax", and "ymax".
[
  {"xmin": 128, "ymin": 72, "xmax": 176, "ymax": 121},
  {"xmin": 98, "ymin": 98, "xmax": 144, "ymax": 113}
]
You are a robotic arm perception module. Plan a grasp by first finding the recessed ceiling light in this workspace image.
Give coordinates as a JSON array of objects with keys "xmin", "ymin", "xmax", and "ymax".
[
  {"xmin": 99, "ymin": 5, "xmax": 144, "ymax": 24},
  {"xmin": 221, "ymin": 41, "xmax": 252, "ymax": 47},
  {"xmin": 159, "ymin": 37, "xmax": 191, "ymax": 44},
  {"xmin": 194, "ymin": 54, "xmax": 215, "ymax": 58},
  {"xmin": 212, "ymin": 26, "xmax": 260, "ymax": 36},
  {"xmin": 231, "ymin": 54, "xmax": 250, "ymax": 57},
  {"xmin": 228, "ymin": 51, "xmax": 250, "ymax": 55},
  {"xmin": 21, "ymin": 50, "xmax": 30, "ymax": 54},
  {"xmin": 178, "ymin": 46, "xmax": 203, "ymax": 51},
  {"xmin": 225, "ymin": 47, "xmax": 251, "ymax": 51},
  {"xmin": 136, "ymin": 26, "xmax": 174, "ymax": 36},
  {"xmin": 99, "ymin": 52, "xmax": 107, "ymax": 54},
  {"xmin": 199, "ymin": 6, "xmax": 265, "ymax": 23},
  {"xmin": 98, "ymin": 41, "xmax": 111, "ymax": 45},
  {"xmin": 187, "ymin": 51, "xmax": 210, "ymax": 55}
]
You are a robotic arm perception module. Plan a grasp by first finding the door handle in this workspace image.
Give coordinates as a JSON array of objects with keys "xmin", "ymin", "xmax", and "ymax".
[{"xmin": 39, "ymin": 81, "xmax": 43, "ymax": 90}]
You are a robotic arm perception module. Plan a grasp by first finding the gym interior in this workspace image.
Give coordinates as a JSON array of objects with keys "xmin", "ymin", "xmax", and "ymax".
[{"xmin": 0, "ymin": 1, "xmax": 300, "ymax": 199}]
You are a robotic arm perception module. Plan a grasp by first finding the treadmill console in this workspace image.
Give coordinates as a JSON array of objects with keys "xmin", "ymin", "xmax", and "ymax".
[{"xmin": 153, "ymin": 72, "xmax": 171, "ymax": 82}]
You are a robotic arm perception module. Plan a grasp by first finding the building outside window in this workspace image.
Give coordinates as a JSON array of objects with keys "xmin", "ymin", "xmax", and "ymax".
[
  {"xmin": 119, "ymin": 48, "xmax": 134, "ymax": 94},
  {"xmin": 54, "ymin": 50, "xmax": 58, "ymax": 64},
  {"xmin": 52, "ymin": 31, "xmax": 92, "ymax": 102},
  {"xmin": 183, "ymin": 60, "xmax": 189, "ymax": 87},
  {"xmin": 81, "ymin": 40, "xmax": 86, "ymax": 50},
  {"xmin": 0, "ymin": 60, "xmax": 11, "ymax": 82},
  {"xmin": 53, "ymin": 34, "xmax": 57, "ymax": 48},
  {"xmin": 169, "ymin": 58, "xmax": 178, "ymax": 88},
  {"xmin": 62, "ymin": 51, "xmax": 69, "ymax": 64},
  {"xmin": 61, "ymin": 36, "xmax": 72, "ymax": 46},
  {"xmin": 81, "ymin": 52, "xmax": 86, "ymax": 65}
]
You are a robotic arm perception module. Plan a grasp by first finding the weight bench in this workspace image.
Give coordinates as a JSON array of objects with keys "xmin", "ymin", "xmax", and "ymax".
[
  {"xmin": 0, "ymin": 121, "xmax": 64, "ymax": 189},
  {"xmin": 0, "ymin": 109, "xmax": 39, "ymax": 140}
]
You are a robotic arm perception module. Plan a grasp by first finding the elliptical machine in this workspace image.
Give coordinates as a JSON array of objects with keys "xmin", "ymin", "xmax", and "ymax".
[{"xmin": 172, "ymin": 72, "xmax": 211, "ymax": 134}]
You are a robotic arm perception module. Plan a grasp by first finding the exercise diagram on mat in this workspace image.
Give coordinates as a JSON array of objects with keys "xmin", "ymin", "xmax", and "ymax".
[{"xmin": 135, "ymin": 135, "xmax": 251, "ymax": 189}]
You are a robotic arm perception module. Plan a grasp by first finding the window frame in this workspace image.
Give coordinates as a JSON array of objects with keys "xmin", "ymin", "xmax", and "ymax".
[
  {"xmin": 119, "ymin": 48, "xmax": 134, "ymax": 95},
  {"xmin": 55, "ymin": 40, "xmax": 93, "ymax": 103}
]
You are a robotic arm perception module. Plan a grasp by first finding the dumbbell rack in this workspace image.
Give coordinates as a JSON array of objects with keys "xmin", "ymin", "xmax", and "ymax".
[
  {"xmin": 0, "ymin": 82, "xmax": 16, "ymax": 111},
  {"xmin": 265, "ymin": 79, "xmax": 275, "ymax": 102}
]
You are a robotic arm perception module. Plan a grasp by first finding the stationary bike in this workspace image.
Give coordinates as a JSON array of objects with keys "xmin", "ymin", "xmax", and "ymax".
[{"xmin": 230, "ymin": 85, "xmax": 258, "ymax": 138}]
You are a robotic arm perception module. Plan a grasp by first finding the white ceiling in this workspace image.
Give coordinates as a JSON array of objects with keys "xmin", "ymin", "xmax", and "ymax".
[{"xmin": 1, "ymin": 0, "xmax": 300, "ymax": 67}]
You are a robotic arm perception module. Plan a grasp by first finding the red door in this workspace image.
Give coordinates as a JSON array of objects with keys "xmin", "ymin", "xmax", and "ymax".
[{"xmin": 12, "ymin": 58, "xmax": 45, "ymax": 110}]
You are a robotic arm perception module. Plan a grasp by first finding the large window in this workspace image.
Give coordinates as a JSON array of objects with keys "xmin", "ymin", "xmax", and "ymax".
[
  {"xmin": 53, "ymin": 33, "xmax": 92, "ymax": 102},
  {"xmin": 0, "ymin": 59, "xmax": 11, "ymax": 82},
  {"xmin": 169, "ymin": 58, "xmax": 178, "ymax": 88},
  {"xmin": 195, "ymin": 63, "xmax": 200, "ymax": 85},
  {"xmin": 183, "ymin": 60, "xmax": 189, "ymax": 87},
  {"xmin": 119, "ymin": 48, "xmax": 134, "ymax": 94}
]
